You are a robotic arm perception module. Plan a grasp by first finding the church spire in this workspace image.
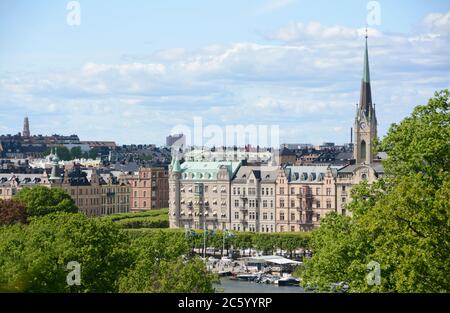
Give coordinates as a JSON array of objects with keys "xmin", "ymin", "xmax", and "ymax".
[
  {"xmin": 359, "ymin": 30, "xmax": 372, "ymax": 119},
  {"xmin": 353, "ymin": 30, "xmax": 377, "ymax": 165},
  {"xmin": 363, "ymin": 29, "xmax": 370, "ymax": 83}
]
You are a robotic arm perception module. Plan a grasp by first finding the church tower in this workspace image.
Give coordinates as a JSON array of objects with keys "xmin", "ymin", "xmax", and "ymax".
[
  {"xmin": 23, "ymin": 116, "xmax": 30, "ymax": 138},
  {"xmin": 354, "ymin": 32, "xmax": 377, "ymax": 165}
]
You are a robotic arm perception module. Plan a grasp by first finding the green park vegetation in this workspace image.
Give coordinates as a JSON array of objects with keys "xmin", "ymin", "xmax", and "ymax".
[
  {"xmin": 103, "ymin": 209, "xmax": 311, "ymax": 256},
  {"xmin": 101, "ymin": 208, "xmax": 170, "ymax": 229},
  {"xmin": 0, "ymin": 194, "xmax": 214, "ymax": 292},
  {"xmin": 300, "ymin": 90, "xmax": 450, "ymax": 292}
]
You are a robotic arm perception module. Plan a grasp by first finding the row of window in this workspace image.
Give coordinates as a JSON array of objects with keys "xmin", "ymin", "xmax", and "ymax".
[
  {"xmin": 133, "ymin": 180, "xmax": 158, "ymax": 187},
  {"xmin": 102, "ymin": 196, "xmax": 129, "ymax": 204},
  {"xmin": 179, "ymin": 185, "xmax": 227, "ymax": 193},
  {"xmin": 232, "ymin": 187, "xmax": 275, "ymax": 196},
  {"xmin": 0, "ymin": 188, "xmax": 16, "ymax": 196},
  {"xmin": 232, "ymin": 212, "xmax": 276, "ymax": 220},
  {"xmin": 234, "ymin": 199, "xmax": 275, "ymax": 208},
  {"xmin": 231, "ymin": 224, "xmax": 275, "ymax": 232},
  {"xmin": 133, "ymin": 190, "xmax": 158, "ymax": 198},
  {"xmin": 76, "ymin": 197, "xmax": 100, "ymax": 206},
  {"xmin": 133, "ymin": 200, "xmax": 157, "ymax": 208},
  {"xmin": 279, "ymin": 212, "xmax": 316, "ymax": 222},
  {"xmin": 102, "ymin": 187, "xmax": 129, "ymax": 193},
  {"xmin": 278, "ymin": 187, "xmax": 333, "ymax": 196},
  {"xmin": 279, "ymin": 199, "xmax": 333, "ymax": 209},
  {"xmin": 139, "ymin": 171, "xmax": 167, "ymax": 179}
]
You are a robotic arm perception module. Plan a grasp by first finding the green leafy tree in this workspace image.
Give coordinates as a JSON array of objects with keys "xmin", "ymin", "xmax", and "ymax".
[
  {"xmin": 15, "ymin": 186, "xmax": 78, "ymax": 217},
  {"xmin": 0, "ymin": 213, "xmax": 132, "ymax": 292},
  {"xmin": 70, "ymin": 146, "xmax": 83, "ymax": 159},
  {"xmin": 56, "ymin": 146, "xmax": 72, "ymax": 161},
  {"xmin": 117, "ymin": 231, "xmax": 216, "ymax": 292},
  {"xmin": 88, "ymin": 147, "xmax": 100, "ymax": 159},
  {"xmin": 301, "ymin": 90, "xmax": 450, "ymax": 292}
]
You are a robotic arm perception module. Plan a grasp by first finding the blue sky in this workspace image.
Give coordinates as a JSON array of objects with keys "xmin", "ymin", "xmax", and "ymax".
[{"xmin": 1, "ymin": 0, "xmax": 450, "ymax": 145}]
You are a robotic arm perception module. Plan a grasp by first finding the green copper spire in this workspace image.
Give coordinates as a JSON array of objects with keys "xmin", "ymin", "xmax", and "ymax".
[
  {"xmin": 359, "ymin": 30, "xmax": 373, "ymax": 118},
  {"xmin": 172, "ymin": 155, "xmax": 181, "ymax": 173},
  {"xmin": 362, "ymin": 32, "xmax": 370, "ymax": 83}
]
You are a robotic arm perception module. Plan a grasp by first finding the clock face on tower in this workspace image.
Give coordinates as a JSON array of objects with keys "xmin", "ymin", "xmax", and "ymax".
[{"xmin": 360, "ymin": 122, "xmax": 367, "ymax": 129}]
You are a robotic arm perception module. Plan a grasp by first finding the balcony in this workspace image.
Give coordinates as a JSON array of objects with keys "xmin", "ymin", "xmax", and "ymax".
[{"xmin": 239, "ymin": 206, "xmax": 248, "ymax": 211}]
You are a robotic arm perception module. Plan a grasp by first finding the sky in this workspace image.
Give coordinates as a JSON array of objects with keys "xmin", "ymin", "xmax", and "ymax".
[{"xmin": 1, "ymin": 0, "xmax": 450, "ymax": 146}]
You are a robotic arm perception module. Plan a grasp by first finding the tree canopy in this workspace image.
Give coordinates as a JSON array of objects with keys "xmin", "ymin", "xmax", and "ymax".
[
  {"xmin": 15, "ymin": 186, "xmax": 78, "ymax": 217},
  {"xmin": 301, "ymin": 89, "xmax": 450, "ymax": 292},
  {"xmin": 0, "ymin": 213, "xmax": 131, "ymax": 292},
  {"xmin": 0, "ymin": 214, "xmax": 218, "ymax": 293}
]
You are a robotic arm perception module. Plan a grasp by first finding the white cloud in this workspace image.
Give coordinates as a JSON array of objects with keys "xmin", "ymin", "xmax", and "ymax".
[
  {"xmin": 423, "ymin": 11, "xmax": 450, "ymax": 35},
  {"xmin": 1, "ymin": 17, "xmax": 450, "ymax": 144},
  {"xmin": 266, "ymin": 21, "xmax": 383, "ymax": 42}
]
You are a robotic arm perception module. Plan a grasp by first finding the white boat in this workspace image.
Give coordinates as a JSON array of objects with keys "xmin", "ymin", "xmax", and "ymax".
[{"xmin": 236, "ymin": 273, "xmax": 259, "ymax": 281}]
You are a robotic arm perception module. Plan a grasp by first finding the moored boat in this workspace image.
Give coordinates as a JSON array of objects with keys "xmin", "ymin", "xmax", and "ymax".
[{"xmin": 277, "ymin": 277, "xmax": 300, "ymax": 287}]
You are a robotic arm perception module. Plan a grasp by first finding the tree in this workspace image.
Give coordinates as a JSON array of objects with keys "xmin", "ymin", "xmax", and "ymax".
[
  {"xmin": 70, "ymin": 146, "xmax": 83, "ymax": 159},
  {"xmin": 0, "ymin": 213, "xmax": 132, "ymax": 292},
  {"xmin": 15, "ymin": 186, "xmax": 78, "ymax": 217},
  {"xmin": 301, "ymin": 90, "xmax": 450, "ymax": 292},
  {"xmin": 56, "ymin": 146, "xmax": 72, "ymax": 161},
  {"xmin": 117, "ymin": 231, "xmax": 217, "ymax": 292},
  {"xmin": 0, "ymin": 199, "xmax": 27, "ymax": 225},
  {"xmin": 300, "ymin": 212, "xmax": 354, "ymax": 291},
  {"xmin": 381, "ymin": 90, "xmax": 449, "ymax": 181},
  {"xmin": 88, "ymin": 147, "xmax": 100, "ymax": 159}
]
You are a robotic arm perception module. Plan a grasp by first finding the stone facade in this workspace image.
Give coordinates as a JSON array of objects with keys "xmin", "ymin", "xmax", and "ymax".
[
  {"xmin": 169, "ymin": 159, "xmax": 241, "ymax": 230},
  {"xmin": 100, "ymin": 173, "xmax": 131, "ymax": 215},
  {"xmin": 230, "ymin": 166, "xmax": 278, "ymax": 232},
  {"xmin": 276, "ymin": 165, "xmax": 339, "ymax": 232},
  {"xmin": 0, "ymin": 165, "xmax": 131, "ymax": 217}
]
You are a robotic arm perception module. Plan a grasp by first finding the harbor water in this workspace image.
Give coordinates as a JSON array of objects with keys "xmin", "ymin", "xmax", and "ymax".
[{"xmin": 214, "ymin": 277, "xmax": 308, "ymax": 293}]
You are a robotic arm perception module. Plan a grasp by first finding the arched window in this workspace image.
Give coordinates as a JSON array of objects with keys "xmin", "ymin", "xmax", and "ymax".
[{"xmin": 360, "ymin": 140, "xmax": 366, "ymax": 161}]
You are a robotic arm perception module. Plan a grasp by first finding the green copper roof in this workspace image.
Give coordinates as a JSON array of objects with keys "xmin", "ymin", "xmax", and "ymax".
[
  {"xmin": 179, "ymin": 161, "xmax": 241, "ymax": 180},
  {"xmin": 362, "ymin": 37, "xmax": 370, "ymax": 83},
  {"xmin": 172, "ymin": 158, "xmax": 182, "ymax": 173},
  {"xmin": 52, "ymin": 148, "xmax": 60, "ymax": 163}
]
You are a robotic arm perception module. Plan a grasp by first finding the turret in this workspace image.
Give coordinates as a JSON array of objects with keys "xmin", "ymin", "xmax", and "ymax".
[{"xmin": 169, "ymin": 155, "xmax": 182, "ymax": 228}]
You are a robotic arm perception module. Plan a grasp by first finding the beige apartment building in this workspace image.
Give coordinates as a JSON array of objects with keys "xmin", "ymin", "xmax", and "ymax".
[
  {"xmin": 100, "ymin": 172, "xmax": 131, "ymax": 215},
  {"xmin": 1, "ymin": 159, "xmax": 131, "ymax": 217},
  {"xmin": 169, "ymin": 158, "xmax": 241, "ymax": 230},
  {"xmin": 276, "ymin": 165, "xmax": 339, "ymax": 232},
  {"xmin": 230, "ymin": 166, "xmax": 277, "ymax": 233},
  {"xmin": 0, "ymin": 173, "xmax": 49, "ymax": 200}
]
